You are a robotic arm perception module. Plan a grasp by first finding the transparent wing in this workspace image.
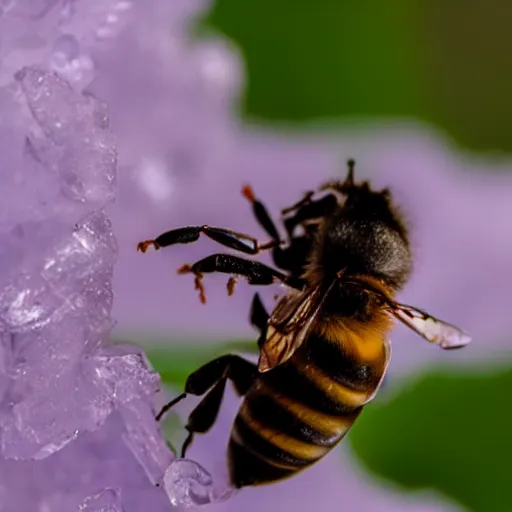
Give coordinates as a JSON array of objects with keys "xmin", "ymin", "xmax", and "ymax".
[
  {"xmin": 389, "ymin": 304, "xmax": 472, "ymax": 350},
  {"xmin": 343, "ymin": 278, "xmax": 471, "ymax": 350},
  {"xmin": 258, "ymin": 282, "xmax": 335, "ymax": 372}
]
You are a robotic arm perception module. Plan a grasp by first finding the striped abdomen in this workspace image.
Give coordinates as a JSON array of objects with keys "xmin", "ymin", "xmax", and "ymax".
[{"xmin": 227, "ymin": 322, "xmax": 389, "ymax": 488}]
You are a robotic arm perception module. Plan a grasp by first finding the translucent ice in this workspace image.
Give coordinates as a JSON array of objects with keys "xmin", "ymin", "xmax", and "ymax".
[
  {"xmin": 0, "ymin": 0, "xmax": 245, "ymax": 505},
  {"xmin": 2, "ymin": 0, "xmax": 59, "ymax": 19},
  {"xmin": 0, "ymin": 0, "xmax": 133, "ymax": 87},
  {"xmin": 50, "ymin": 34, "xmax": 95, "ymax": 86},
  {"xmin": 16, "ymin": 66, "xmax": 117, "ymax": 205},
  {"xmin": 164, "ymin": 459, "xmax": 236, "ymax": 508},
  {"xmin": 0, "ymin": 0, "xmax": 261, "ymax": 510},
  {"xmin": 0, "ymin": 54, "xmax": 183, "ymax": 512},
  {"xmin": 78, "ymin": 488, "xmax": 124, "ymax": 512}
]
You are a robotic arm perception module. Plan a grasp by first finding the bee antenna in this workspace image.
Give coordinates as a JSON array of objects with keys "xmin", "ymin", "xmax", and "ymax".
[{"xmin": 345, "ymin": 158, "xmax": 355, "ymax": 188}]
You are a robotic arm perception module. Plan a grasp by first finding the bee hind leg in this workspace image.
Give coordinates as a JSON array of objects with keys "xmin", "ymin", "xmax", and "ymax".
[
  {"xmin": 249, "ymin": 293, "xmax": 269, "ymax": 348},
  {"xmin": 156, "ymin": 355, "xmax": 257, "ymax": 458}
]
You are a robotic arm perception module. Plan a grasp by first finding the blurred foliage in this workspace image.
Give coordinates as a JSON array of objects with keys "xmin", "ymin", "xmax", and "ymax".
[
  {"xmin": 198, "ymin": 0, "xmax": 512, "ymax": 153},
  {"xmin": 349, "ymin": 363, "xmax": 512, "ymax": 512}
]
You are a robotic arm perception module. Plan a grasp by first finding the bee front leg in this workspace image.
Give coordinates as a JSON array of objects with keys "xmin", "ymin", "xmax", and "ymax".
[
  {"xmin": 242, "ymin": 184, "xmax": 338, "ymax": 277},
  {"xmin": 282, "ymin": 193, "xmax": 338, "ymax": 238},
  {"xmin": 137, "ymin": 225, "xmax": 282, "ymax": 256},
  {"xmin": 156, "ymin": 355, "xmax": 257, "ymax": 458},
  {"xmin": 242, "ymin": 185, "xmax": 313, "ymax": 276},
  {"xmin": 177, "ymin": 253, "xmax": 306, "ymax": 304},
  {"xmin": 242, "ymin": 184, "xmax": 282, "ymax": 243}
]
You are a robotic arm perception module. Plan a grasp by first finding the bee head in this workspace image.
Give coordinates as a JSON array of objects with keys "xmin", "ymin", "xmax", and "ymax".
[
  {"xmin": 321, "ymin": 159, "xmax": 412, "ymax": 290},
  {"xmin": 344, "ymin": 168, "xmax": 401, "ymax": 228}
]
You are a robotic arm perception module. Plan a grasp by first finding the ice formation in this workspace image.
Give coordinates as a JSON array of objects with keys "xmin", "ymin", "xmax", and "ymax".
[{"xmin": 0, "ymin": 1, "xmax": 235, "ymax": 510}]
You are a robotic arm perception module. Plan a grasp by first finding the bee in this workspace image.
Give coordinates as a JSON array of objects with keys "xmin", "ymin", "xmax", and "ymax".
[{"xmin": 137, "ymin": 159, "xmax": 471, "ymax": 488}]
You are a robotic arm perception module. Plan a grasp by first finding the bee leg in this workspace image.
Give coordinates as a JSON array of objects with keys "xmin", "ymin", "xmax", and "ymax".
[
  {"xmin": 137, "ymin": 225, "xmax": 282, "ymax": 255},
  {"xmin": 155, "ymin": 392, "xmax": 187, "ymax": 422},
  {"xmin": 283, "ymin": 193, "xmax": 338, "ymax": 238},
  {"xmin": 156, "ymin": 355, "xmax": 257, "ymax": 458},
  {"xmin": 156, "ymin": 354, "xmax": 256, "ymax": 422},
  {"xmin": 276, "ymin": 194, "xmax": 342, "ymax": 275},
  {"xmin": 242, "ymin": 184, "xmax": 281, "ymax": 243},
  {"xmin": 180, "ymin": 378, "xmax": 227, "ymax": 457},
  {"xmin": 281, "ymin": 190, "xmax": 316, "ymax": 216},
  {"xmin": 266, "ymin": 194, "xmax": 337, "ymax": 276},
  {"xmin": 242, "ymin": 184, "xmax": 336, "ymax": 276},
  {"xmin": 242, "ymin": 184, "xmax": 312, "ymax": 275},
  {"xmin": 271, "ymin": 236, "xmax": 312, "ymax": 277},
  {"xmin": 177, "ymin": 253, "xmax": 306, "ymax": 303},
  {"xmin": 249, "ymin": 293, "xmax": 269, "ymax": 348}
]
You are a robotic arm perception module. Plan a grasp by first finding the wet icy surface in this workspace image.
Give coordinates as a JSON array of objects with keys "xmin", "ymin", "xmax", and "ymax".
[{"xmin": 0, "ymin": 1, "xmax": 232, "ymax": 508}]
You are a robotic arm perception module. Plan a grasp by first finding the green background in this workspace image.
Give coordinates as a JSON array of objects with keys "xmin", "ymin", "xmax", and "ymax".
[{"xmin": 195, "ymin": 0, "xmax": 512, "ymax": 154}]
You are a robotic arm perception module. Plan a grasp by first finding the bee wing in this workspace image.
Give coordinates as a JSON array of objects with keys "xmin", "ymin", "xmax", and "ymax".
[
  {"xmin": 389, "ymin": 303, "xmax": 472, "ymax": 350},
  {"xmin": 258, "ymin": 283, "xmax": 334, "ymax": 373}
]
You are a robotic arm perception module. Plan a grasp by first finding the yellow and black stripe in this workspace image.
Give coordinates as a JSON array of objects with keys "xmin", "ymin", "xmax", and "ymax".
[{"xmin": 228, "ymin": 325, "xmax": 388, "ymax": 487}]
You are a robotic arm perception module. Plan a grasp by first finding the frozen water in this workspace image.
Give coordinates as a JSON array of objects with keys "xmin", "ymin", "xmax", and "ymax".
[
  {"xmin": 164, "ymin": 458, "xmax": 236, "ymax": 508},
  {"xmin": 0, "ymin": 0, "xmax": 133, "ymax": 87},
  {"xmin": 50, "ymin": 34, "xmax": 95, "ymax": 86},
  {"xmin": 16, "ymin": 66, "xmax": 117, "ymax": 205},
  {"xmin": 2, "ymin": 0, "xmax": 59, "ymax": 20},
  {"xmin": 78, "ymin": 488, "xmax": 124, "ymax": 512},
  {"xmin": 0, "ymin": 60, "xmax": 180, "ymax": 503},
  {"xmin": 0, "ymin": 0, "xmax": 244, "ymax": 509}
]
